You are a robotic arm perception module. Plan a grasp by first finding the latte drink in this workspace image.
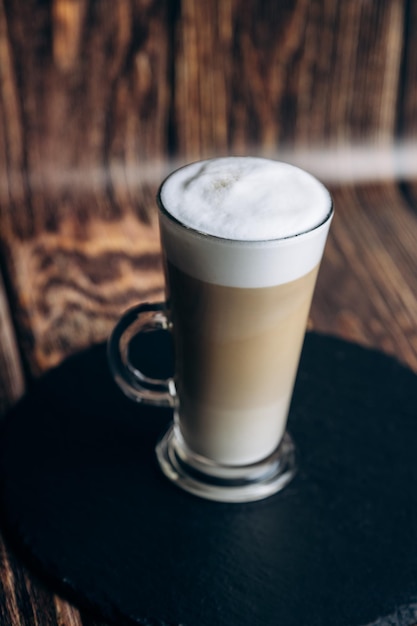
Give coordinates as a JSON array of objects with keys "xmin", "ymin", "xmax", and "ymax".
[
  {"xmin": 158, "ymin": 157, "xmax": 333, "ymax": 470},
  {"xmin": 165, "ymin": 261, "xmax": 319, "ymax": 465}
]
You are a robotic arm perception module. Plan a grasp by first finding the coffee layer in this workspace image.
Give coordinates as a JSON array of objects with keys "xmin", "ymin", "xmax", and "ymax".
[{"xmin": 167, "ymin": 261, "xmax": 319, "ymax": 465}]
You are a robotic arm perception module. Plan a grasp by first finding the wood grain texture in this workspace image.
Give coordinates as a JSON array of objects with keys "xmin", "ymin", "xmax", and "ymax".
[
  {"xmin": 310, "ymin": 182, "xmax": 417, "ymax": 371},
  {"xmin": 0, "ymin": 0, "xmax": 171, "ymax": 375},
  {"xmin": 0, "ymin": 269, "xmax": 25, "ymax": 414},
  {"xmin": 1, "ymin": 212, "xmax": 164, "ymax": 374},
  {"xmin": 0, "ymin": 0, "xmax": 172, "ymax": 231},
  {"xmin": 397, "ymin": 0, "xmax": 417, "ymax": 202},
  {"xmin": 0, "ymin": 529, "xmax": 108, "ymax": 626},
  {"xmin": 0, "ymin": 531, "xmax": 71, "ymax": 625},
  {"xmin": 174, "ymin": 0, "xmax": 404, "ymax": 157},
  {"xmin": 398, "ymin": 0, "xmax": 417, "ymax": 139}
]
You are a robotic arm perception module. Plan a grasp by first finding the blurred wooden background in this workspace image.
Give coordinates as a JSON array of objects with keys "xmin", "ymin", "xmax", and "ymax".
[{"xmin": 0, "ymin": 1, "xmax": 417, "ymax": 624}]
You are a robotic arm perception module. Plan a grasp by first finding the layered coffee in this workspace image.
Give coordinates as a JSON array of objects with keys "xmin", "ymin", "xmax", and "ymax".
[
  {"xmin": 158, "ymin": 157, "xmax": 332, "ymax": 466},
  {"xmin": 166, "ymin": 261, "xmax": 319, "ymax": 464}
]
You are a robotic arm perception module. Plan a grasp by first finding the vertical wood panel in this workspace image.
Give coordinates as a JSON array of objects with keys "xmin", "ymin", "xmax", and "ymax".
[
  {"xmin": 397, "ymin": 0, "xmax": 417, "ymax": 203},
  {"xmin": 1, "ymin": 0, "xmax": 172, "ymax": 234},
  {"xmin": 174, "ymin": 0, "xmax": 404, "ymax": 159},
  {"xmin": 398, "ymin": 0, "xmax": 417, "ymax": 139}
]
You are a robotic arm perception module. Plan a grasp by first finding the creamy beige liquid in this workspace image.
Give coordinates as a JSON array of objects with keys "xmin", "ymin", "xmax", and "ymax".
[{"xmin": 166, "ymin": 260, "xmax": 319, "ymax": 465}]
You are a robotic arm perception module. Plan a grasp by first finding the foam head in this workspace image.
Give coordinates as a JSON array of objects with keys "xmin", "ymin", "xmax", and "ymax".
[
  {"xmin": 158, "ymin": 157, "xmax": 333, "ymax": 288},
  {"xmin": 159, "ymin": 157, "xmax": 332, "ymax": 241}
]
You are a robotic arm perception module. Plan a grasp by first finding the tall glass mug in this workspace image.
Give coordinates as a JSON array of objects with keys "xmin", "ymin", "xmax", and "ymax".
[{"xmin": 108, "ymin": 157, "xmax": 333, "ymax": 502}]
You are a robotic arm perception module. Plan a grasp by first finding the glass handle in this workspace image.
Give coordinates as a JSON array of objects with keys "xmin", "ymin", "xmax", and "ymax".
[{"xmin": 107, "ymin": 302, "xmax": 175, "ymax": 407}]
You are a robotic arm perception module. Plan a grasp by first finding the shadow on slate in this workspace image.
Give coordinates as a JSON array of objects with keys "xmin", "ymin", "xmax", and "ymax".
[{"xmin": 1, "ymin": 332, "xmax": 417, "ymax": 626}]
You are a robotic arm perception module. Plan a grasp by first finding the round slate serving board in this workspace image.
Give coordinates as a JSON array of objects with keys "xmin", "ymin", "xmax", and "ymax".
[{"xmin": 1, "ymin": 333, "xmax": 417, "ymax": 626}]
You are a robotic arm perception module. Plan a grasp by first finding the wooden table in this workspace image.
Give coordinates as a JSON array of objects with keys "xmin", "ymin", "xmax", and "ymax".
[{"xmin": 0, "ymin": 1, "xmax": 416, "ymax": 624}]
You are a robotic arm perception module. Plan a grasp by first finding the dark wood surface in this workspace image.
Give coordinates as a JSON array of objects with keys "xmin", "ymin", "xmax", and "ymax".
[{"xmin": 0, "ymin": 1, "xmax": 417, "ymax": 624}]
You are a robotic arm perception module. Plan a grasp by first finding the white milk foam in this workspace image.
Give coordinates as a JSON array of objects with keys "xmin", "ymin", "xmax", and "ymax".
[
  {"xmin": 158, "ymin": 157, "xmax": 333, "ymax": 288},
  {"xmin": 160, "ymin": 157, "xmax": 331, "ymax": 240}
]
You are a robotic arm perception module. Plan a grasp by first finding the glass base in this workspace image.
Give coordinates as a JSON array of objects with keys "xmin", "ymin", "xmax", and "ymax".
[{"xmin": 155, "ymin": 425, "xmax": 296, "ymax": 503}]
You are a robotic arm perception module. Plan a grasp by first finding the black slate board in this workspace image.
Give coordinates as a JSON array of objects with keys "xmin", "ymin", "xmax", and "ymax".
[{"xmin": 1, "ymin": 333, "xmax": 417, "ymax": 626}]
